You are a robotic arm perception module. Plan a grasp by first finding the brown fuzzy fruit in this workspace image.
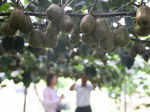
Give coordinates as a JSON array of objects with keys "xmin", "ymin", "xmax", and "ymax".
[
  {"xmin": 94, "ymin": 18, "xmax": 115, "ymax": 52},
  {"xmin": 135, "ymin": 24, "xmax": 150, "ymax": 36},
  {"xmin": 46, "ymin": 4, "xmax": 64, "ymax": 24},
  {"xmin": 60, "ymin": 15, "xmax": 73, "ymax": 33},
  {"xmin": 46, "ymin": 21, "xmax": 59, "ymax": 38},
  {"xmin": 43, "ymin": 33, "xmax": 58, "ymax": 48},
  {"xmin": 114, "ymin": 26, "xmax": 129, "ymax": 47},
  {"xmin": 94, "ymin": 18, "xmax": 113, "ymax": 41},
  {"xmin": 99, "ymin": 37, "xmax": 115, "ymax": 52},
  {"xmin": 80, "ymin": 15, "xmax": 96, "ymax": 34},
  {"xmin": 136, "ymin": 5, "xmax": 150, "ymax": 28},
  {"xmin": 9, "ymin": 8, "xmax": 25, "ymax": 29},
  {"xmin": 82, "ymin": 34, "xmax": 98, "ymax": 49},
  {"xmin": 0, "ymin": 19, "xmax": 17, "ymax": 36},
  {"xmin": 29, "ymin": 29, "xmax": 45, "ymax": 48},
  {"xmin": 20, "ymin": 16, "xmax": 33, "ymax": 33},
  {"xmin": 44, "ymin": 21, "xmax": 59, "ymax": 48}
]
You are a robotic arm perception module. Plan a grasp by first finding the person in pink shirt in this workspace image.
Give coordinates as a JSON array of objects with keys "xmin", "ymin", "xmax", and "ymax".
[{"xmin": 43, "ymin": 74, "xmax": 64, "ymax": 112}]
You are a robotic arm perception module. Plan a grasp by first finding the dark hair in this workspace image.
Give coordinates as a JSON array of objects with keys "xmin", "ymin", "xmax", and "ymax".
[{"xmin": 46, "ymin": 74, "xmax": 55, "ymax": 86}]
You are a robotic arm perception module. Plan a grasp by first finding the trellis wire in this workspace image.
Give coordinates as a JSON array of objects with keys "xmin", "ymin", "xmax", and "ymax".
[{"xmin": 0, "ymin": 11, "xmax": 136, "ymax": 17}]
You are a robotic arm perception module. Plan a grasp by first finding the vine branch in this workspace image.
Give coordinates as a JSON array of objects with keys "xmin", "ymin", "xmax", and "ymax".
[{"xmin": 0, "ymin": 11, "xmax": 136, "ymax": 18}]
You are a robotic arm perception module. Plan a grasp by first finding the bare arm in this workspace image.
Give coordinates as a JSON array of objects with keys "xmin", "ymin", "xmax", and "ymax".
[
  {"xmin": 70, "ymin": 83, "xmax": 76, "ymax": 91},
  {"xmin": 92, "ymin": 83, "xmax": 96, "ymax": 90}
]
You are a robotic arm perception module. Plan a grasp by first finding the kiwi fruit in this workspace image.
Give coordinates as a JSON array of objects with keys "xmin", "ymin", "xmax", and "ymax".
[
  {"xmin": 60, "ymin": 15, "xmax": 73, "ymax": 33},
  {"xmin": 44, "ymin": 21, "xmax": 59, "ymax": 48},
  {"xmin": 0, "ymin": 19, "xmax": 17, "ymax": 36},
  {"xmin": 80, "ymin": 15, "xmax": 96, "ymax": 35},
  {"xmin": 114, "ymin": 26, "xmax": 129, "ymax": 47},
  {"xmin": 9, "ymin": 8, "xmax": 25, "ymax": 29},
  {"xmin": 82, "ymin": 34, "xmax": 98, "ymax": 49},
  {"xmin": 29, "ymin": 29, "xmax": 45, "ymax": 48},
  {"xmin": 44, "ymin": 32, "xmax": 58, "ymax": 48},
  {"xmin": 135, "ymin": 24, "xmax": 150, "ymax": 36},
  {"xmin": 99, "ymin": 37, "xmax": 115, "ymax": 52},
  {"xmin": 46, "ymin": 4, "xmax": 64, "ymax": 25},
  {"xmin": 128, "ymin": 46, "xmax": 137, "ymax": 58},
  {"xmin": 136, "ymin": 5, "xmax": 150, "ymax": 28},
  {"xmin": 94, "ymin": 18, "xmax": 115, "ymax": 52},
  {"xmin": 46, "ymin": 21, "xmax": 59, "ymax": 38},
  {"xmin": 94, "ymin": 18, "xmax": 113, "ymax": 41},
  {"xmin": 19, "ymin": 16, "xmax": 33, "ymax": 33}
]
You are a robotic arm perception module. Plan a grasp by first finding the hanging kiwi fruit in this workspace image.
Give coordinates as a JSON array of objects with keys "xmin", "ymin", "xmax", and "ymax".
[
  {"xmin": 94, "ymin": 18, "xmax": 115, "ymax": 52},
  {"xmin": 46, "ymin": 4, "xmax": 64, "ymax": 25},
  {"xmin": 46, "ymin": 21, "xmax": 59, "ymax": 38},
  {"xmin": 136, "ymin": 5, "xmax": 150, "ymax": 28},
  {"xmin": 29, "ymin": 29, "xmax": 45, "ymax": 48},
  {"xmin": 9, "ymin": 8, "xmax": 25, "ymax": 29},
  {"xmin": 9, "ymin": 8, "xmax": 33, "ymax": 33},
  {"xmin": 82, "ymin": 34, "xmax": 98, "ymax": 49},
  {"xmin": 99, "ymin": 37, "xmax": 115, "ymax": 52},
  {"xmin": 80, "ymin": 14, "xmax": 96, "ymax": 35},
  {"xmin": 60, "ymin": 15, "xmax": 73, "ymax": 33},
  {"xmin": 44, "ymin": 21, "xmax": 59, "ymax": 48},
  {"xmin": 135, "ymin": 5, "xmax": 150, "ymax": 36},
  {"xmin": 0, "ymin": 19, "xmax": 17, "ymax": 36},
  {"xmin": 94, "ymin": 18, "xmax": 113, "ymax": 41},
  {"xmin": 19, "ymin": 15, "xmax": 33, "ymax": 33},
  {"xmin": 114, "ymin": 26, "xmax": 130, "ymax": 47},
  {"xmin": 135, "ymin": 24, "xmax": 150, "ymax": 36}
]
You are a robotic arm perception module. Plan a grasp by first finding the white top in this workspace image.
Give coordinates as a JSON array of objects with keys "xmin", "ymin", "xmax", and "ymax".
[
  {"xmin": 43, "ymin": 87, "xmax": 60, "ymax": 112},
  {"xmin": 73, "ymin": 83, "xmax": 93, "ymax": 107}
]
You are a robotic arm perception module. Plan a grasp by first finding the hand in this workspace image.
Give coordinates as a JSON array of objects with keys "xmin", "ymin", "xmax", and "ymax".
[
  {"xmin": 93, "ymin": 84, "xmax": 96, "ymax": 89},
  {"xmin": 60, "ymin": 94, "xmax": 64, "ymax": 100}
]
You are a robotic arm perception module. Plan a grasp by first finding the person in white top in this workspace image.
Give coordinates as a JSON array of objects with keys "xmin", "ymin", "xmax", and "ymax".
[
  {"xmin": 70, "ymin": 75, "xmax": 96, "ymax": 112},
  {"xmin": 43, "ymin": 74, "xmax": 64, "ymax": 112}
]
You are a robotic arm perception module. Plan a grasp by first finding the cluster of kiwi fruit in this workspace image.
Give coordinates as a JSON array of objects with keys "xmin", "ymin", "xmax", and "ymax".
[
  {"xmin": 0, "ymin": 8, "xmax": 33, "ymax": 36},
  {"xmin": 1, "ymin": 36, "xmax": 24, "ymax": 53},
  {"xmin": 80, "ymin": 14, "xmax": 130, "ymax": 54},
  {"xmin": 135, "ymin": 5, "xmax": 150, "ymax": 36},
  {"xmin": 29, "ymin": 4, "xmax": 74, "ymax": 48}
]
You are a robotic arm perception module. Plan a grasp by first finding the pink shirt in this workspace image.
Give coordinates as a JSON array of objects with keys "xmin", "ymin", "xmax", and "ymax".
[{"xmin": 43, "ymin": 87, "xmax": 60, "ymax": 112}]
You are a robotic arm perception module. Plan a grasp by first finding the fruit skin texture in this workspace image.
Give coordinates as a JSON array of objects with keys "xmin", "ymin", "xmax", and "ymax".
[
  {"xmin": 114, "ymin": 26, "xmax": 129, "ymax": 47},
  {"xmin": 135, "ymin": 24, "xmax": 150, "ymax": 36},
  {"xmin": 94, "ymin": 18, "xmax": 115, "ymax": 52},
  {"xmin": 46, "ymin": 4, "xmax": 64, "ymax": 25},
  {"xmin": 0, "ymin": 19, "xmax": 17, "ymax": 36},
  {"xmin": 136, "ymin": 5, "xmax": 150, "ymax": 28},
  {"xmin": 94, "ymin": 18, "xmax": 113, "ymax": 41},
  {"xmin": 29, "ymin": 29, "xmax": 45, "ymax": 48},
  {"xmin": 19, "ymin": 16, "xmax": 33, "ymax": 33},
  {"xmin": 60, "ymin": 15, "xmax": 73, "ymax": 33},
  {"xmin": 44, "ymin": 21, "xmax": 59, "ymax": 48},
  {"xmin": 80, "ymin": 15, "xmax": 96, "ymax": 35},
  {"xmin": 9, "ymin": 8, "xmax": 25, "ymax": 29}
]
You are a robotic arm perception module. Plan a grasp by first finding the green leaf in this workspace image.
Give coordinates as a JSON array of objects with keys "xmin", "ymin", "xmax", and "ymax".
[{"xmin": 0, "ymin": 3, "xmax": 11, "ymax": 12}]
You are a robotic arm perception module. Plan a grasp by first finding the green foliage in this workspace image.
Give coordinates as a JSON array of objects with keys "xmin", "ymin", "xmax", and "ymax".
[{"xmin": 0, "ymin": 0, "xmax": 150, "ymax": 100}]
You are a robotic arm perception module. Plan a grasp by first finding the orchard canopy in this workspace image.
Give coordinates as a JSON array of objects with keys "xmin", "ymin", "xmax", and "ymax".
[{"xmin": 0, "ymin": 0, "xmax": 150, "ymax": 91}]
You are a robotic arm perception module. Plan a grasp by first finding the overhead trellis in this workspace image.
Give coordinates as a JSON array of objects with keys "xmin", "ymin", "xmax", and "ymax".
[{"xmin": 0, "ymin": 11, "xmax": 136, "ymax": 17}]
